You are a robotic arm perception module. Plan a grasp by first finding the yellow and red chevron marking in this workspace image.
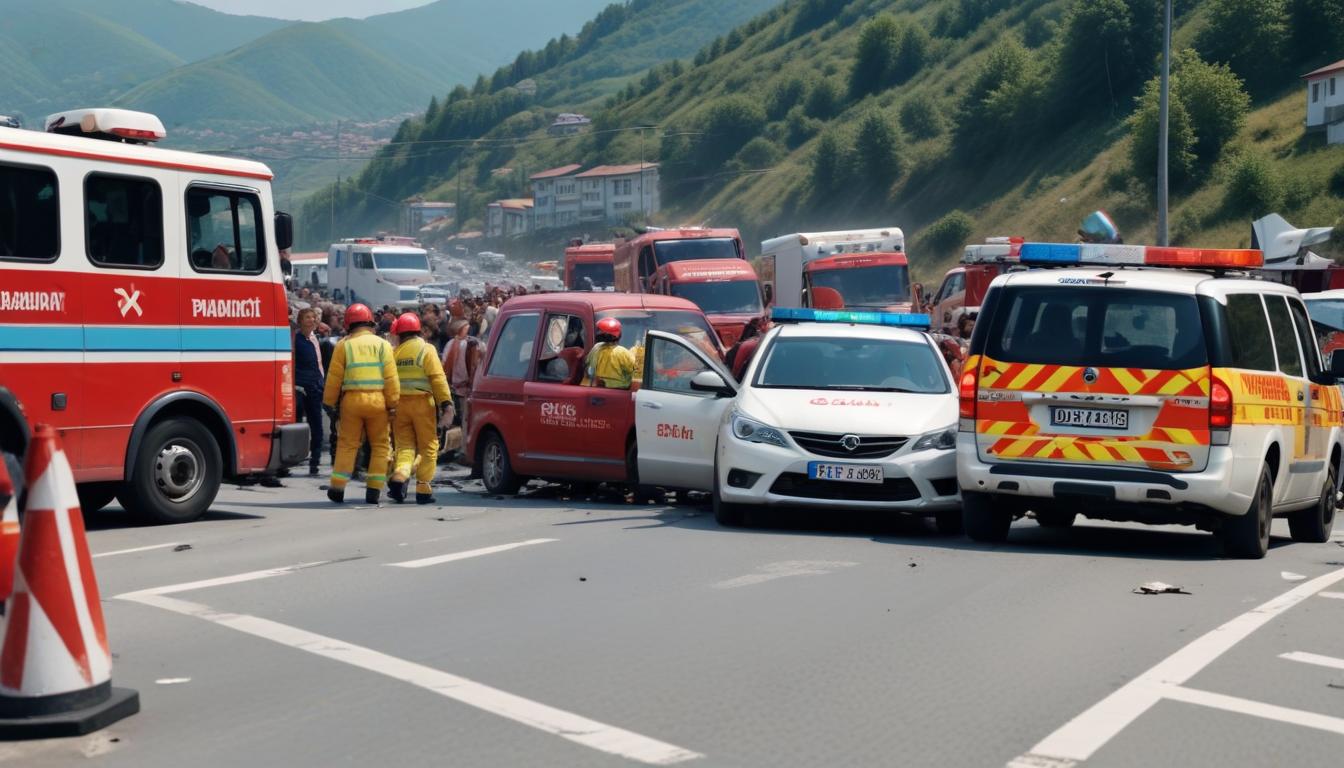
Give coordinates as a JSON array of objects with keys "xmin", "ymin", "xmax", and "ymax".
[
  {"xmin": 1309, "ymin": 383, "xmax": 1344, "ymax": 427},
  {"xmin": 986, "ymin": 435, "xmax": 1196, "ymax": 469},
  {"xmin": 977, "ymin": 358, "xmax": 1210, "ymax": 397}
]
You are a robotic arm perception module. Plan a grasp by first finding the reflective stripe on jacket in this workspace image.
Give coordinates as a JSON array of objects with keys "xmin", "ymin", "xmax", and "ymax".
[{"xmin": 395, "ymin": 337, "xmax": 452, "ymax": 403}]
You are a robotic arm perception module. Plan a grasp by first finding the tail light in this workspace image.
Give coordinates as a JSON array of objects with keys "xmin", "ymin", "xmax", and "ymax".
[
  {"xmin": 1209, "ymin": 375, "xmax": 1233, "ymax": 430},
  {"xmin": 958, "ymin": 369, "xmax": 977, "ymax": 422}
]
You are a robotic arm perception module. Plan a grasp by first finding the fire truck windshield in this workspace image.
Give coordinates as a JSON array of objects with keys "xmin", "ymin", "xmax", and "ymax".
[
  {"xmin": 653, "ymin": 237, "xmax": 739, "ymax": 264},
  {"xmin": 670, "ymin": 280, "xmax": 762, "ymax": 315},
  {"xmin": 570, "ymin": 261, "xmax": 614, "ymax": 289},
  {"xmin": 374, "ymin": 251, "xmax": 430, "ymax": 271},
  {"xmin": 807, "ymin": 265, "xmax": 910, "ymax": 308}
]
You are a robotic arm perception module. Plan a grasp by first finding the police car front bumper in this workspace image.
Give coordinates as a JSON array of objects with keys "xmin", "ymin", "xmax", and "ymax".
[
  {"xmin": 956, "ymin": 434, "xmax": 1253, "ymax": 517},
  {"xmin": 717, "ymin": 428, "xmax": 961, "ymax": 513},
  {"xmin": 267, "ymin": 423, "xmax": 311, "ymax": 471}
]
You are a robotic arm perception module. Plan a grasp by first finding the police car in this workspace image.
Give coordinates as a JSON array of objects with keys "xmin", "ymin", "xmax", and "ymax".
[
  {"xmin": 630, "ymin": 308, "xmax": 961, "ymax": 529},
  {"xmin": 957, "ymin": 243, "xmax": 1344, "ymax": 558}
]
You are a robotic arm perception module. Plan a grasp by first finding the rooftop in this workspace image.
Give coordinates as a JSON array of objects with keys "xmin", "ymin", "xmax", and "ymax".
[
  {"xmin": 575, "ymin": 162, "xmax": 659, "ymax": 179},
  {"xmin": 1303, "ymin": 58, "xmax": 1344, "ymax": 79},
  {"xmin": 530, "ymin": 164, "xmax": 583, "ymax": 180}
]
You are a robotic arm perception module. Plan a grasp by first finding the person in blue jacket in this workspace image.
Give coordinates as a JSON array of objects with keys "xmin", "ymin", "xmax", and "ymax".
[{"xmin": 293, "ymin": 307, "xmax": 326, "ymax": 476}]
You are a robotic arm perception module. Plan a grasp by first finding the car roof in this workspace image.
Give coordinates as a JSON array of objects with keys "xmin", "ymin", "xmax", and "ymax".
[
  {"xmin": 498, "ymin": 291, "xmax": 705, "ymax": 314},
  {"xmin": 771, "ymin": 322, "xmax": 931, "ymax": 343},
  {"xmin": 997, "ymin": 266, "xmax": 1300, "ymax": 297}
]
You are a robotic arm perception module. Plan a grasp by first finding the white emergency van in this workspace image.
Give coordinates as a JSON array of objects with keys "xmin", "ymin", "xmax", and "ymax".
[{"xmin": 328, "ymin": 238, "xmax": 431, "ymax": 309}]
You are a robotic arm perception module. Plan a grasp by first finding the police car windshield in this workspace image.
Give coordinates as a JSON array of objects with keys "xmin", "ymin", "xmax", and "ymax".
[
  {"xmin": 755, "ymin": 336, "xmax": 948, "ymax": 393},
  {"xmin": 597, "ymin": 309, "xmax": 719, "ymax": 353},
  {"xmin": 374, "ymin": 251, "xmax": 429, "ymax": 271},
  {"xmin": 670, "ymin": 280, "xmax": 762, "ymax": 314},
  {"xmin": 985, "ymin": 286, "xmax": 1207, "ymax": 369}
]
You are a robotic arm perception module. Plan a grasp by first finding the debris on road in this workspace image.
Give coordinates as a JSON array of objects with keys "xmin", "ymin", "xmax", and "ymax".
[
  {"xmin": 173, "ymin": 544, "xmax": 192, "ymax": 552},
  {"xmin": 579, "ymin": 577, "xmax": 587, "ymax": 582},
  {"xmin": 433, "ymin": 516, "xmax": 462, "ymax": 522},
  {"xmin": 1281, "ymin": 571, "xmax": 1307, "ymax": 582},
  {"xmin": 155, "ymin": 677, "xmax": 191, "ymax": 685},
  {"xmin": 1133, "ymin": 581, "xmax": 1189, "ymax": 595}
]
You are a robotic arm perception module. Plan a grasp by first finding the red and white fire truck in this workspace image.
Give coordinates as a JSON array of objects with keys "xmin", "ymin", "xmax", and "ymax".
[
  {"xmin": 0, "ymin": 108, "xmax": 307, "ymax": 523},
  {"xmin": 563, "ymin": 241, "xmax": 615, "ymax": 291},
  {"xmin": 757, "ymin": 228, "xmax": 918, "ymax": 314},
  {"xmin": 928, "ymin": 237, "xmax": 1023, "ymax": 335}
]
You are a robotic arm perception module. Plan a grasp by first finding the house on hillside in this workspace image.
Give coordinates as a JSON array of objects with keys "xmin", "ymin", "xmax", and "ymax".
[
  {"xmin": 530, "ymin": 164, "xmax": 583, "ymax": 230},
  {"xmin": 486, "ymin": 199, "xmax": 535, "ymax": 238},
  {"xmin": 548, "ymin": 113, "xmax": 592, "ymax": 136},
  {"xmin": 575, "ymin": 163, "xmax": 660, "ymax": 224},
  {"xmin": 1305, "ymin": 59, "xmax": 1344, "ymax": 143},
  {"xmin": 402, "ymin": 199, "xmax": 455, "ymax": 235}
]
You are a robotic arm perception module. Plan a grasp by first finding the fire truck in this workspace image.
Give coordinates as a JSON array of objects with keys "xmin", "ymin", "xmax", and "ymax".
[
  {"xmin": 613, "ymin": 228, "xmax": 763, "ymax": 346},
  {"xmin": 757, "ymin": 228, "xmax": 917, "ymax": 313},
  {"xmin": 0, "ymin": 108, "xmax": 308, "ymax": 523},
  {"xmin": 928, "ymin": 237, "xmax": 1023, "ymax": 335},
  {"xmin": 563, "ymin": 241, "xmax": 615, "ymax": 290}
]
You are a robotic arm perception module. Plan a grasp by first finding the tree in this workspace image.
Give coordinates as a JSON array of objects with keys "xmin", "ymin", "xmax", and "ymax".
[
  {"xmin": 1052, "ymin": 0, "xmax": 1162, "ymax": 112},
  {"xmin": 1171, "ymin": 50, "xmax": 1250, "ymax": 165},
  {"xmin": 852, "ymin": 110, "xmax": 904, "ymax": 186},
  {"xmin": 921, "ymin": 211, "xmax": 975, "ymax": 255},
  {"xmin": 893, "ymin": 23, "xmax": 932, "ymax": 83},
  {"xmin": 850, "ymin": 14, "xmax": 902, "ymax": 98},
  {"xmin": 1127, "ymin": 78, "xmax": 1197, "ymax": 187},
  {"xmin": 811, "ymin": 130, "xmax": 847, "ymax": 198},
  {"xmin": 766, "ymin": 75, "xmax": 809, "ymax": 121},
  {"xmin": 805, "ymin": 77, "xmax": 845, "ymax": 119},
  {"xmin": 900, "ymin": 93, "xmax": 945, "ymax": 139},
  {"xmin": 954, "ymin": 35, "xmax": 1042, "ymax": 155},
  {"xmin": 1224, "ymin": 151, "xmax": 1284, "ymax": 216},
  {"xmin": 1197, "ymin": 0, "xmax": 1289, "ymax": 90},
  {"xmin": 731, "ymin": 137, "xmax": 784, "ymax": 172},
  {"xmin": 794, "ymin": 0, "xmax": 850, "ymax": 35}
]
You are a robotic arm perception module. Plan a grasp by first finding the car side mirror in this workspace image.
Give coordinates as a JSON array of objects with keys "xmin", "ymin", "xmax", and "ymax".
[
  {"xmin": 274, "ymin": 211, "xmax": 294, "ymax": 251},
  {"xmin": 1330, "ymin": 349, "xmax": 1344, "ymax": 379},
  {"xmin": 689, "ymin": 370, "xmax": 733, "ymax": 397}
]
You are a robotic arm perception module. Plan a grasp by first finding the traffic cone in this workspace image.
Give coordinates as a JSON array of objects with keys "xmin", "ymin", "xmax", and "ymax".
[
  {"xmin": 0, "ymin": 425, "xmax": 138, "ymax": 739},
  {"xmin": 0, "ymin": 458, "xmax": 17, "ymax": 605}
]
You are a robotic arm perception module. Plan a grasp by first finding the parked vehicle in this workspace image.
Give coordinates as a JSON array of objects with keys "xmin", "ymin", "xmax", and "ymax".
[
  {"xmin": 0, "ymin": 108, "xmax": 307, "ymax": 522},
  {"xmin": 328, "ymin": 238, "xmax": 432, "ymax": 309},
  {"xmin": 564, "ymin": 242, "xmax": 615, "ymax": 290},
  {"xmin": 291, "ymin": 254, "xmax": 328, "ymax": 291},
  {"xmin": 929, "ymin": 237, "xmax": 1023, "ymax": 335},
  {"xmin": 757, "ymin": 229, "xmax": 917, "ymax": 313}
]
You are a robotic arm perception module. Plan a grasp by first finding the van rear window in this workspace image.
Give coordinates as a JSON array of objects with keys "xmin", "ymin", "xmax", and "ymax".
[{"xmin": 985, "ymin": 286, "xmax": 1207, "ymax": 369}]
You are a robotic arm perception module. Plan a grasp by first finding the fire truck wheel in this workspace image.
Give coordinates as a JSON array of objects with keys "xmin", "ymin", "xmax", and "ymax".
[
  {"xmin": 480, "ymin": 431, "xmax": 521, "ymax": 495},
  {"xmin": 119, "ymin": 418, "xmax": 222, "ymax": 524},
  {"xmin": 77, "ymin": 482, "xmax": 120, "ymax": 514},
  {"xmin": 1221, "ymin": 464, "xmax": 1272, "ymax": 559},
  {"xmin": 962, "ymin": 491, "xmax": 1012, "ymax": 543},
  {"xmin": 1288, "ymin": 466, "xmax": 1336, "ymax": 544}
]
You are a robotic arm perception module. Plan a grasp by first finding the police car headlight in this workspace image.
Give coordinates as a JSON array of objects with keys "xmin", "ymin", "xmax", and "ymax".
[
  {"xmin": 731, "ymin": 413, "xmax": 787, "ymax": 447},
  {"xmin": 910, "ymin": 427, "xmax": 956, "ymax": 453}
]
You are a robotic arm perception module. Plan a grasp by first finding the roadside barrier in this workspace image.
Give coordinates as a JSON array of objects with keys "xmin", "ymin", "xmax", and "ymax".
[{"xmin": 0, "ymin": 425, "xmax": 139, "ymax": 739}]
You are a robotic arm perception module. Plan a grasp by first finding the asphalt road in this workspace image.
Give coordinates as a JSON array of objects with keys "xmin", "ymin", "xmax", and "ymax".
[{"xmin": 6, "ymin": 471, "xmax": 1344, "ymax": 767}]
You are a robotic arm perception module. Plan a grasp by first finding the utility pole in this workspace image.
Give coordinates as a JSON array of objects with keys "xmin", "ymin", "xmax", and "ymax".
[
  {"xmin": 330, "ymin": 119, "xmax": 341, "ymax": 244},
  {"xmin": 1156, "ymin": 0, "xmax": 1171, "ymax": 246}
]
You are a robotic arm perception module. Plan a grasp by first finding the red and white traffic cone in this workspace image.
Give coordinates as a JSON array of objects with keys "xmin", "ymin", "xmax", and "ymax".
[
  {"xmin": 0, "ymin": 425, "xmax": 138, "ymax": 739},
  {"xmin": 0, "ymin": 458, "xmax": 17, "ymax": 604}
]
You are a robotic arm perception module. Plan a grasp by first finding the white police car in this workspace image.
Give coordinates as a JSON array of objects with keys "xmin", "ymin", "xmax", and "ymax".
[{"xmin": 628, "ymin": 308, "xmax": 962, "ymax": 529}]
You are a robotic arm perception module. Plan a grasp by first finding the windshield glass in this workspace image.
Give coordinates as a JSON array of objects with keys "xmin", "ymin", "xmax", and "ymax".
[
  {"xmin": 1305, "ymin": 298, "xmax": 1344, "ymax": 333},
  {"xmin": 806, "ymin": 265, "xmax": 910, "ymax": 307},
  {"xmin": 755, "ymin": 336, "xmax": 947, "ymax": 393},
  {"xmin": 652, "ymin": 237, "xmax": 739, "ymax": 264},
  {"xmin": 597, "ymin": 309, "xmax": 720, "ymax": 357},
  {"xmin": 670, "ymin": 280, "xmax": 762, "ymax": 315},
  {"xmin": 570, "ymin": 262, "xmax": 614, "ymax": 289},
  {"xmin": 986, "ymin": 286, "xmax": 1207, "ymax": 369},
  {"xmin": 374, "ymin": 251, "xmax": 429, "ymax": 271}
]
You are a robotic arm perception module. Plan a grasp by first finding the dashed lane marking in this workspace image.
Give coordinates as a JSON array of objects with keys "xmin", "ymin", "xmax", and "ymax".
[
  {"xmin": 1279, "ymin": 651, "xmax": 1344, "ymax": 671},
  {"xmin": 115, "ymin": 560, "xmax": 701, "ymax": 766},
  {"xmin": 386, "ymin": 538, "xmax": 557, "ymax": 569},
  {"xmin": 1007, "ymin": 565, "xmax": 1344, "ymax": 768},
  {"xmin": 92, "ymin": 542, "xmax": 184, "ymax": 558}
]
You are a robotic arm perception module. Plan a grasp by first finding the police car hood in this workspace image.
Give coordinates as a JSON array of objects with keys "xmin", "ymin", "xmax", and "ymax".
[{"xmin": 737, "ymin": 387, "xmax": 957, "ymax": 436}]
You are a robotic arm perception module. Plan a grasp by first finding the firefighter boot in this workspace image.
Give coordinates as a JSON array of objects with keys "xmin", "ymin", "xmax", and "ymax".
[
  {"xmin": 365, "ymin": 487, "xmax": 381, "ymax": 505},
  {"xmin": 416, "ymin": 492, "xmax": 435, "ymax": 505},
  {"xmin": 327, "ymin": 488, "xmax": 344, "ymax": 504},
  {"xmin": 387, "ymin": 479, "xmax": 407, "ymax": 504}
]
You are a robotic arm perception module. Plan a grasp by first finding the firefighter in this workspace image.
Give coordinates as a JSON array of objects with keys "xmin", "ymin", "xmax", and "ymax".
[
  {"xmin": 322, "ymin": 303, "xmax": 399, "ymax": 504},
  {"xmin": 387, "ymin": 313, "xmax": 452, "ymax": 504},
  {"xmin": 585, "ymin": 317, "xmax": 638, "ymax": 389}
]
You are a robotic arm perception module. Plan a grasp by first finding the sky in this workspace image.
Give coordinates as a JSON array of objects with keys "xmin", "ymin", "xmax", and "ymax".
[{"xmin": 192, "ymin": 0, "xmax": 434, "ymax": 21}]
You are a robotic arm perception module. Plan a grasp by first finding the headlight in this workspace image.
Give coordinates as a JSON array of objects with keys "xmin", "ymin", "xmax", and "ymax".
[
  {"xmin": 910, "ymin": 427, "xmax": 956, "ymax": 452},
  {"xmin": 731, "ymin": 413, "xmax": 788, "ymax": 447}
]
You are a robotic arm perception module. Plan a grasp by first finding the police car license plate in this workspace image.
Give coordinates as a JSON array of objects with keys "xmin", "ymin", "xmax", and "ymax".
[
  {"xmin": 808, "ymin": 462, "xmax": 884, "ymax": 484},
  {"xmin": 1050, "ymin": 406, "xmax": 1128, "ymax": 430}
]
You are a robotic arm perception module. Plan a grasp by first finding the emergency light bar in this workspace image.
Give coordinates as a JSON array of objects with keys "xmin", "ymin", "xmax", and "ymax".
[
  {"xmin": 45, "ymin": 108, "xmax": 166, "ymax": 143},
  {"xmin": 1017, "ymin": 242, "xmax": 1263, "ymax": 270},
  {"xmin": 771, "ymin": 307, "xmax": 931, "ymax": 329},
  {"xmin": 962, "ymin": 237, "xmax": 1024, "ymax": 263}
]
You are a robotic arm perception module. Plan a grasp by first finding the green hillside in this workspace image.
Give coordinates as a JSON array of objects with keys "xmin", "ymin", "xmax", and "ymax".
[{"xmin": 305, "ymin": 0, "xmax": 1344, "ymax": 280}]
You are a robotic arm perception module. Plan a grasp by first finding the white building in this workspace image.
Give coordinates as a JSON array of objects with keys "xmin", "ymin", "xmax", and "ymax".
[
  {"xmin": 1304, "ymin": 58, "xmax": 1344, "ymax": 144},
  {"xmin": 529, "ymin": 164, "xmax": 582, "ymax": 230},
  {"xmin": 549, "ymin": 113, "xmax": 591, "ymax": 136},
  {"xmin": 574, "ymin": 163, "xmax": 660, "ymax": 224},
  {"xmin": 486, "ymin": 198, "xmax": 534, "ymax": 238}
]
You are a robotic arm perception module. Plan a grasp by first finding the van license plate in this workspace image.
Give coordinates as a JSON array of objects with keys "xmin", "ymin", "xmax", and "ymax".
[
  {"xmin": 1050, "ymin": 407, "xmax": 1128, "ymax": 430},
  {"xmin": 808, "ymin": 462, "xmax": 884, "ymax": 484}
]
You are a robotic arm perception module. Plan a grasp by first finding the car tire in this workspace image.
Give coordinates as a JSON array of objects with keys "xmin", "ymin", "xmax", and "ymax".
[
  {"xmin": 1222, "ymin": 464, "xmax": 1272, "ymax": 559},
  {"xmin": 479, "ymin": 431, "xmax": 521, "ymax": 496},
  {"xmin": 1034, "ymin": 508, "xmax": 1076, "ymax": 528},
  {"xmin": 1288, "ymin": 466, "xmax": 1336, "ymax": 544},
  {"xmin": 963, "ymin": 491, "xmax": 1012, "ymax": 543},
  {"xmin": 934, "ymin": 507, "xmax": 963, "ymax": 535},
  {"xmin": 77, "ymin": 482, "xmax": 121, "ymax": 514},
  {"xmin": 118, "ymin": 418, "xmax": 221, "ymax": 524},
  {"xmin": 712, "ymin": 459, "xmax": 747, "ymax": 527}
]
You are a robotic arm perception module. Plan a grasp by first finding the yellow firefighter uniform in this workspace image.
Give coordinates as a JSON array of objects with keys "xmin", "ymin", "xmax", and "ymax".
[
  {"xmin": 585, "ymin": 342, "xmax": 638, "ymax": 389},
  {"xmin": 390, "ymin": 336, "xmax": 453, "ymax": 500},
  {"xmin": 322, "ymin": 327, "xmax": 399, "ymax": 498}
]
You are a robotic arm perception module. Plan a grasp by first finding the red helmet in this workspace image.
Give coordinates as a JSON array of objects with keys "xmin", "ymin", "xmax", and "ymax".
[
  {"xmin": 596, "ymin": 317, "xmax": 622, "ymax": 339},
  {"xmin": 393, "ymin": 312, "xmax": 422, "ymax": 335},
  {"xmin": 344, "ymin": 303, "xmax": 373, "ymax": 327}
]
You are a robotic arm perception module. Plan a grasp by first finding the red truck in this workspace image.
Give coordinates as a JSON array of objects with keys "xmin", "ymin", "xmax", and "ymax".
[
  {"xmin": 756, "ymin": 229, "xmax": 919, "ymax": 312},
  {"xmin": 613, "ymin": 228, "xmax": 764, "ymax": 347},
  {"xmin": 928, "ymin": 237, "xmax": 1022, "ymax": 335},
  {"xmin": 563, "ymin": 242, "xmax": 615, "ymax": 291}
]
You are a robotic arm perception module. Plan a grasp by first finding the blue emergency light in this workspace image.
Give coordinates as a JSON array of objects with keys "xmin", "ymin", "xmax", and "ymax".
[
  {"xmin": 770, "ymin": 307, "xmax": 931, "ymax": 329},
  {"xmin": 1017, "ymin": 242, "xmax": 1263, "ymax": 269}
]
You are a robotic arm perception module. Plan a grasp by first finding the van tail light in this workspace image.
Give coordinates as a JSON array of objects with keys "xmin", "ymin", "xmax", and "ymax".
[
  {"xmin": 958, "ymin": 369, "xmax": 978, "ymax": 424},
  {"xmin": 1209, "ymin": 375, "xmax": 1233, "ymax": 430}
]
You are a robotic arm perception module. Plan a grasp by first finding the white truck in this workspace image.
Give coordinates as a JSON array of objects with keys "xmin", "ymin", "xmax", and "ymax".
[
  {"xmin": 756, "ymin": 228, "xmax": 916, "ymax": 311},
  {"xmin": 328, "ymin": 238, "xmax": 432, "ymax": 309}
]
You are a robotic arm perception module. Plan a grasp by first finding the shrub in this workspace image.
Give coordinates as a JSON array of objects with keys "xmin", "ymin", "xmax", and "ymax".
[
  {"xmin": 899, "ymin": 93, "xmax": 944, "ymax": 139},
  {"xmin": 1330, "ymin": 163, "xmax": 1344, "ymax": 197},
  {"xmin": 805, "ymin": 77, "xmax": 845, "ymax": 119},
  {"xmin": 784, "ymin": 106, "xmax": 823, "ymax": 148},
  {"xmin": 1171, "ymin": 50, "xmax": 1250, "ymax": 165},
  {"xmin": 766, "ymin": 75, "xmax": 808, "ymax": 121},
  {"xmin": 921, "ymin": 210, "xmax": 974, "ymax": 255},
  {"xmin": 810, "ymin": 130, "xmax": 848, "ymax": 198},
  {"xmin": 1126, "ymin": 78, "xmax": 1197, "ymax": 187},
  {"xmin": 850, "ymin": 14, "xmax": 902, "ymax": 98},
  {"xmin": 1223, "ymin": 152, "xmax": 1283, "ymax": 216},
  {"xmin": 1197, "ymin": 0, "xmax": 1289, "ymax": 90},
  {"xmin": 852, "ymin": 110, "xmax": 904, "ymax": 186},
  {"xmin": 731, "ymin": 137, "xmax": 784, "ymax": 171}
]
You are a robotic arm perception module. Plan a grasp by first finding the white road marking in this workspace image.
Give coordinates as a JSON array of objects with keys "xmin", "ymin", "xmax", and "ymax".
[
  {"xmin": 1163, "ymin": 685, "xmax": 1344, "ymax": 736},
  {"xmin": 386, "ymin": 538, "xmax": 557, "ymax": 569},
  {"xmin": 118, "ymin": 561, "xmax": 331, "ymax": 598},
  {"xmin": 1008, "ymin": 565, "xmax": 1344, "ymax": 767},
  {"xmin": 1319, "ymin": 591, "xmax": 1344, "ymax": 600},
  {"xmin": 155, "ymin": 677, "xmax": 192, "ymax": 685},
  {"xmin": 92, "ymin": 542, "xmax": 183, "ymax": 558},
  {"xmin": 1282, "ymin": 571, "xmax": 1307, "ymax": 582},
  {"xmin": 119, "ymin": 587, "xmax": 702, "ymax": 765},
  {"xmin": 1279, "ymin": 651, "xmax": 1344, "ymax": 671},
  {"xmin": 713, "ymin": 560, "xmax": 858, "ymax": 590}
]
